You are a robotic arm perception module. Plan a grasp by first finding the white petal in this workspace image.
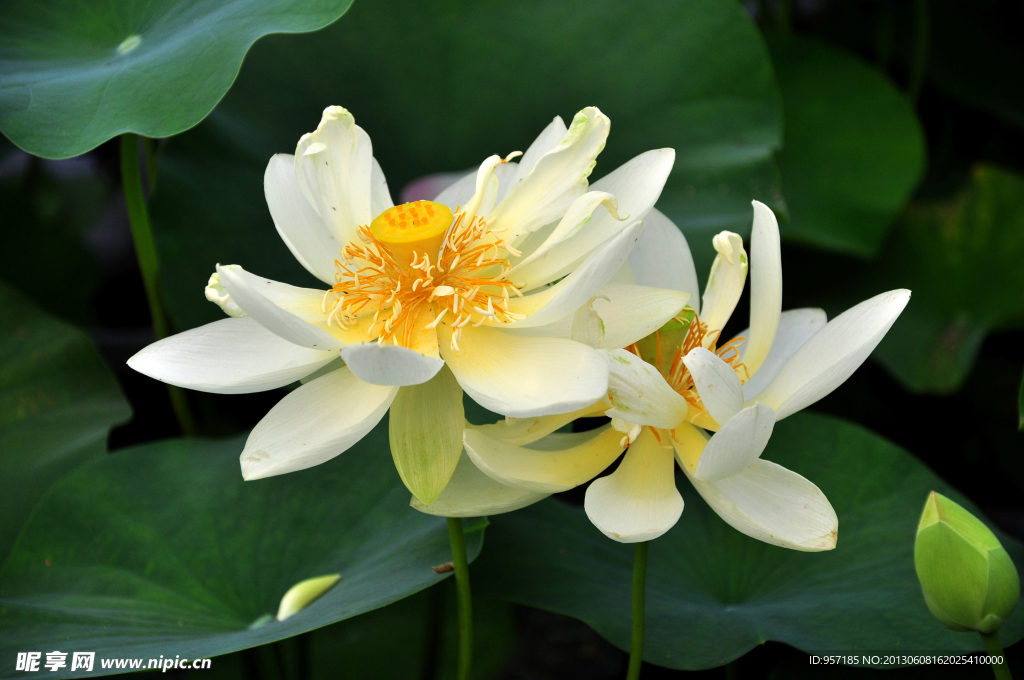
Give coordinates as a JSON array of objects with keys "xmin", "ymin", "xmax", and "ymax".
[
  {"xmin": 461, "ymin": 155, "xmax": 503, "ymax": 220},
  {"xmin": 507, "ymin": 221, "xmax": 644, "ymax": 328},
  {"xmin": 584, "ymin": 427, "xmax": 684, "ymax": 543},
  {"xmin": 370, "ymin": 157, "xmax": 394, "ymax": 217},
  {"xmin": 468, "ymin": 402, "xmax": 606, "ymax": 447},
  {"xmin": 508, "ymin": 116, "xmax": 568, "ymax": 187},
  {"xmin": 692, "ymin": 403, "xmax": 776, "ymax": 481},
  {"xmin": 491, "ymin": 107, "xmax": 611, "ymax": 244},
  {"xmin": 215, "ymin": 265, "xmax": 342, "ymax": 350},
  {"xmin": 731, "ymin": 308, "xmax": 828, "ymax": 400},
  {"xmin": 340, "ymin": 343, "xmax": 445, "ymax": 387},
  {"xmin": 682, "ymin": 347, "xmax": 744, "ymax": 425},
  {"xmin": 411, "ymin": 451, "xmax": 549, "ymax": 517},
  {"xmin": 264, "ymin": 154, "xmax": 339, "ymax": 284},
  {"xmin": 294, "ymin": 106, "xmax": 373, "ymax": 246},
  {"xmin": 574, "ymin": 284, "xmax": 690, "ymax": 350},
  {"xmin": 603, "ymin": 349, "xmax": 688, "ymax": 429},
  {"xmin": 510, "ymin": 149, "xmax": 675, "ymax": 289},
  {"xmin": 463, "ymin": 425, "xmax": 624, "ymax": 492},
  {"xmin": 684, "ymin": 460, "xmax": 838, "ymax": 552},
  {"xmin": 434, "ymin": 163, "xmax": 518, "ymax": 211},
  {"xmin": 505, "ymin": 191, "xmax": 622, "ymax": 289},
  {"xmin": 127, "ymin": 317, "xmax": 338, "ymax": 394},
  {"xmin": 439, "ymin": 324, "xmax": 608, "ymax": 418},
  {"xmin": 700, "ymin": 231, "xmax": 748, "ymax": 341},
  {"xmin": 627, "ymin": 208, "xmax": 700, "ymax": 312},
  {"xmin": 240, "ymin": 367, "xmax": 397, "ymax": 480},
  {"xmin": 743, "ymin": 201, "xmax": 782, "ymax": 376},
  {"xmin": 755, "ymin": 290, "xmax": 911, "ymax": 419}
]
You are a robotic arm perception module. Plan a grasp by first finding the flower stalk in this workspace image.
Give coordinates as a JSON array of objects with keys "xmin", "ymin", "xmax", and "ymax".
[
  {"xmin": 120, "ymin": 133, "xmax": 196, "ymax": 436},
  {"xmin": 447, "ymin": 517, "xmax": 472, "ymax": 680},
  {"xmin": 627, "ymin": 541, "xmax": 649, "ymax": 680},
  {"xmin": 981, "ymin": 631, "xmax": 1012, "ymax": 680}
]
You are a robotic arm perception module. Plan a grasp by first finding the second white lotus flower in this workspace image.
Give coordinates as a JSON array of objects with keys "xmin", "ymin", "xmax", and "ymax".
[
  {"xmin": 426, "ymin": 202, "xmax": 910, "ymax": 551},
  {"xmin": 128, "ymin": 105, "xmax": 689, "ymax": 505}
]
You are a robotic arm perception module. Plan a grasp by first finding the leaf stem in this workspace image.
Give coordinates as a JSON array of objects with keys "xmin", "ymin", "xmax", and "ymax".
[
  {"xmin": 627, "ymin": 541, "xmax": 649, "ymax": 680},
  {"xmin": 981, "ymin": 631, "xmax": 1013, "ymax": 680},
  {"xmin": 447, "ymin": 517, "xmax": 472, "ymax": 680},
  {"xmin": 120, "ymin": 133, "xmax": 196, "ymax": 436}
]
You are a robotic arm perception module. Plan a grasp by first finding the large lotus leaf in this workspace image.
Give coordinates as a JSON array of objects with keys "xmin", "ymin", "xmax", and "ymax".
[
  {"xmin": 472, "ymin": 412, "xmax": 1024, "ymax": 671},
  {"xmin": 0, "ymin": 280, "xmax": 130, "ymax": 563},
  {"xmin": 768, "ymin": 34, "xmax": 925, "ymax": 256},
  {"xmin": 790, "ymin": 164, "xmax": 1024, "ymax": 394},
  {"xmin": 872, "ymin": 166, "xmax": 1024, "ymax": 392},
  {"xmin": 0, "ymin": 425, "xmax": 485, "ymax": 678},
  {"xmin": 0, "ymin": 0, "xmax": 355, "ymax": 159},
  {"xmin": 148, "ymin": 0, "xmax": 782, "ymax": 330}
]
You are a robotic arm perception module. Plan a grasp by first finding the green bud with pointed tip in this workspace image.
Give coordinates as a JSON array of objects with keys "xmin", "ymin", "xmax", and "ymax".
[
  {"xmin": 275, "ymin": 574, "xmax": 341, "ymax": 622},
  {"xmin": 914, "ymin": 492, "xmax": 1019, "ymax": 633}
]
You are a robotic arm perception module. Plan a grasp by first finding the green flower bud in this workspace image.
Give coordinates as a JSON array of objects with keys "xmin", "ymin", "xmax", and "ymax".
[
  {"xmin": 275, "ymin": 574, "xmax": 341, "ymax": 622},
  {"xmin": 914, "ymin": 492, "xmax": 1020, "ymax": 633}
]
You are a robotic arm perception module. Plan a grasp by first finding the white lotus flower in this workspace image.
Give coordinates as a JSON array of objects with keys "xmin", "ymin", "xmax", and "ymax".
[
  {"xmin": 421, "ymin": 202, "xmax": 910, "ymax": 550},
  {"xmin": 128, "ymin": 105, "xmax": 689, "ymax": 505}
]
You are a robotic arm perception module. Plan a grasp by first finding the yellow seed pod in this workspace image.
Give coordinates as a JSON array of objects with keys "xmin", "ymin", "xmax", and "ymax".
[{"xmin": 370, "ymin": 200, "xmax": 453, "ymax": 265}]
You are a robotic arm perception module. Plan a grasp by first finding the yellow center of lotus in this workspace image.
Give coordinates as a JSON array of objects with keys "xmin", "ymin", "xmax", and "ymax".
[
  {"xmin": 369, "ymin": 200, "xmax": 452, "ymax": 267},
  {"xmin": 326, "ymin": 200, "xmax": 525, "ymax": 350},
  {"xmin": 633, "ymin": 310, "xmax": 749, "ymax": 427}
]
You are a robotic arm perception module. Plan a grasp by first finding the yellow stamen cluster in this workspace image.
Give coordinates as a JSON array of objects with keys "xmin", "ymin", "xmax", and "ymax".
[
  {"xmin": 325, "ymin": 201, "xmax": 525, "ymax": 350},
  {"xmin": 628, "ymin": 311, "xmax": 749, "ymax": 418}
]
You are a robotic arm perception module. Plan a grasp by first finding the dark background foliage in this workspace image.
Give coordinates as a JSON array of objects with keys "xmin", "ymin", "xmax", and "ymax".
[{"xmin": 1, "ymin": 0, "xmax": 1023, "ymax": 677}]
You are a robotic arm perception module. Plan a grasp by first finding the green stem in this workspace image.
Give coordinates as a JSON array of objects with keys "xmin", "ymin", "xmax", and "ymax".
[
  {"xmin": 626, "ymin": 541, "xmax": 649, "ymax": 680},
  {"xmin": 447, "ymin": 518, "xmax": 472, "ymax": 680},
  {"xmin": 120, "ymin": 133, "xmax": 197, "ymax": 436},
  {"xmin": 909, "ymin": 0, "xmax": 929, "ymax": 103},
  {"xmin": 981, "ymin": 631, "xmax": 1013, "ymax": 680}
]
